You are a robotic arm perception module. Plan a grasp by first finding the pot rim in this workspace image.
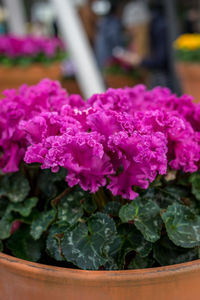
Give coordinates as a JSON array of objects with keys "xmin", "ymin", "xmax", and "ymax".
[{"xmin": 1, "ymin": 252, "xmax": 200, "ymax": 286}]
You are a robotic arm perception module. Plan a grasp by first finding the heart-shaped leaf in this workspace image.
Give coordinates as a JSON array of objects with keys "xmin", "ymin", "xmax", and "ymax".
[
  {"xmin": 0, "ymin": 212, "xmax": 16, "ymax": 239},
  {"xmin": 58, "ymin": 191, "xmax": 84, "ymax": 225},
  {"xmin": 119, "ymin": 198, "xmax": 162, "ymax": 242},
  {"xmin": 0, "ymin": 173, "xmax": 30, "ymax": 203},
  {"xmin": 6, "ymin": 226, "xmax": 44, "ymax": 262},
  {"xmin": 153, "ymin": 236, "xmax": 198, "ymax": 266},
  {"xmin": 162, "ymin": 203, "xmax": 200, "ymax": 248},
  {"xmin": 46, "ymin": 224, "xmax": 70, "ymax": 261},
  {"xmin": 118, "ymin": 224, "xmax": 152, "ymax": 269},
  {"xmin": 30, "ymin": 209, "xmax": 56, "ymax": 240},
  {"xmin": 61, "ymin": 213, "xmax": 119, "ymax": 270},
  {"xmin": 103, "ymin": 201, "xmax": 122, "ymax": 217},
  {"xmin": 128, "ymin": 254, "xmax": 154, "ymax": 269},
  {"xmin": 190, "ymin": 173, "xmax": 200, "ymax": 201},
  {"xmin": 8, "ymin": 197, "xmax": 38, "ymax": 217}
]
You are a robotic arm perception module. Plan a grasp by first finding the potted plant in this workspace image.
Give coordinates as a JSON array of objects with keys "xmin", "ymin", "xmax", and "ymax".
[
  {"xmin": 104, "ymin": 58, "xmax": 145, "ymax": 88},
  {"xmin": 0, "ymin": 35, "xmax": 66, "ymax": 95},
  {"xmin": 0, "ymin": 80, "xmax": 200, "ymax": 300},
  {"xmin": 175, "ymin": 33, "xmax": 200, "ymax": 103}
]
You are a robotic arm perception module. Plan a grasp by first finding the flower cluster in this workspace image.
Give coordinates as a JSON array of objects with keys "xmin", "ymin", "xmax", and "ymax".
[
  {"xmin": 174, "ymin": 34, "xmax": 200, "ymax": 62},
  {"xmin": 0, "ymin": 79, "xmax": 69, "ymax": 173},
  {"xmin": 1, "ymin": 81, "xmax": 200, "ymax": 200},
  {"xmin": 174, "ymin": 34, "xmax": 200, "ymax": 51},
  {"xmin": 0, "ymin": 35, "xmax": 65, "ymax": 65}
]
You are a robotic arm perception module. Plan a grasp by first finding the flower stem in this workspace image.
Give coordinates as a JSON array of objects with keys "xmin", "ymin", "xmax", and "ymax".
[
  {"xmin": 93, "ymin": 188, "xmax": 108, "ymax": 210},
  {"xmin": 51, "ymin": 187, "xmax": 74, "ymax": 207}
]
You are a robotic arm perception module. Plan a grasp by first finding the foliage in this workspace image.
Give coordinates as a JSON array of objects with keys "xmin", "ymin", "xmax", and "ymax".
[
  {"xmin": 1, "ymin": 81, "xmax": 200, "ymax": 270},
  {"xmin": 0, "ymin": 168, "xmax": 200, "ymax": 270}
]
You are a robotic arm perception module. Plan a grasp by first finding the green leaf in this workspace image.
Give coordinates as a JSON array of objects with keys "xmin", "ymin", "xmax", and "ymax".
[
  {"xmin": 8, "ymin": 197, "xmax": 38, "ymax": 217},
  {"xmin": 98, "ymin": 235, "xmax": 121, "ymax": 270},
  {"xmin": 0, "ymin": 212, "xmax": 15, "ymax": 239},
  {"xmin": 82, "ymin": 194, "xmax": 97, "ymax": 214},
  {"xmin": 119, "ymin": 198, "xmax": 162, "ymax": 242},
  {"xmin": 38, "ymin": 168, "xmax": 67, "ymax": 198},
  {"xmin": 62, "ymin": 222, "xmax": 106, "ymax": 270},
  {"xmin": 46, "ymin": 224, "xmax": 69, "ymax": 261},
  {"xmin": 103, "ymin": 201, "xmax": 122, "ymax": 217},
  {"xmin": 128, "ymin": 254, "xmax": 154, "ymax": 269},
  {"xmin": 50, "ymin": 168, "xmax": 68, "ymax": 182},
  {"xmin": 143, "ymin": 187, "xmax": 183, "ymax": 209},
  {"xmin": 162, "ymin": 203, "xmax": 200, "ymax": 248},
  {"xmin": 0, "ymin": 197, "xmax": 8, "ymax": 218},
  {"xmin": 58, "ymin": 191, "xmax": 84, "ymax": 225},
  {"xmin": 18, "ymin": 209, "xmax": 40, "ymax": 224},
  {"xmin": 61, "ymin": 213, "xmax": 118, "ymax": 270},
  {"xmin": 165, "ymin": 185, "xmax": 189, "ymax": 199},
  {"xmin": 107, "ymin": 235, "xmax": 121, "ymax": 261},
  {"xmin": 0, "ymin": 173, "xmax": 30, "ymax": 203},
  {"xmin": 0, "ymin": 195, "xmax": 37, "ymax": 240},
  {"xmin": 118, "ymin": 224, "xmax": 152, "ymax": 257},
  {"xmin": 6, "ymin": 226, "xmax": 44, "ymax": 262},
  {"xmin": 117, "ymin": 224, "xmax": 152, "ymax": 269},
  {"xmin": 190, "ymin": 173, "xmax": 200, "ymax": 201},
  {"xmin": 176, "ymin": 173, "xmax": 189, "ymax": 186},
  {"xmin": 0, "ymin": 197, "xmax": 38, "ymax": 239},
  {"xmin": 30, "ymin": 209, "xmax": 56, "ymax": 240},
  {"xmin": 153, "ymin": 236, "xmax": 198, "ymax": 266}
]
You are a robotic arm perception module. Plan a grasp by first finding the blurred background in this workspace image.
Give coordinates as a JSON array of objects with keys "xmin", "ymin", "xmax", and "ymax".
[{"xmin": 0, "ymin": 0, "xmax": 200, "ymax": 100}]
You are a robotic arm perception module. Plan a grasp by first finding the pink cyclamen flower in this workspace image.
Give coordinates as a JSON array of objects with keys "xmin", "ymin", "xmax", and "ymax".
[
  {"xmin": 1, "ymin": 81, "xmax": 200, "ymax": 200},
  {"xmin": 0, "ymin": 79, "xmax": 69, "ymax": 173},
  {"xmin": 25, "ymin": 132, "xmax": 113, "ymax": 193},
  {"xmin": 0, "ymin": 35, "xmax": 65, "ymax": 58},
  {"xmin": 107, "ymin": 131, "xmax": 168, "ymax": 200}
]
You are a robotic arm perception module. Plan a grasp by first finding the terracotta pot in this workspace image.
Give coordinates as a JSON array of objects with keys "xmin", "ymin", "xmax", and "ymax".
[
  {"xmin": 176, "ymin": 62, "xmax": 200, "ymax": 103},
  {"xmin": 105, "ymin": 74, "xmax": 144, "ymax": 89},
  {"xmin": 1, "ymin": 253, "xmax": 200, "ymax": 300},
  {"xmin": 0, "ymin": 62, "xmax": 61, "ymax": 96}
]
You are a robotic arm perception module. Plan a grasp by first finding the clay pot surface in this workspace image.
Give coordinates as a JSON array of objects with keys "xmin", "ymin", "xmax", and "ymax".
[
  {"xmin": 0, "ymin": 62, "xmax": 61, "ymax": 96},
  {"xmin": 1, "ymin": 252, "xmax": 200, "ymax": 300},
  {"xmin": 176, "ymin": 62, "xmax": 200, "ymax": 103}
]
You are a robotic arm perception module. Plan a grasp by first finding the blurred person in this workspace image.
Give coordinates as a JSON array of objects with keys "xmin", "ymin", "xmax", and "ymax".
[
  {"xmin": 184, "ymin": 8, "xmax": 199, "ymax": 33},
  {"xmin": 116, "ymin": 0, "xmax": 171, "ymax": 89},
  {"xmin": 52, "ymin": 19, "xmax": 59, "ymax": 37},
  {"xmin": 94, "ymin": 0, "xmax": 126, "ymax": 69},
  {"xmin": 0, "ymin": 7, "xmax": 7, "ymax": 35},
  {"xmin": 122, "ymin": 0, "xmax": 150, "ymax": 59}
]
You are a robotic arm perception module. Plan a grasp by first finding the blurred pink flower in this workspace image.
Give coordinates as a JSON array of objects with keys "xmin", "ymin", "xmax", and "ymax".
[{"xmin": 0, "ymin": 35, "xmax": 64, "ymax": 58}]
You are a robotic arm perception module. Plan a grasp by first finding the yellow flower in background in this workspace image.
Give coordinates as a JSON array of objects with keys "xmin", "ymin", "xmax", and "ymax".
[{"xmin": 174, "ymin": 34, "xmax": 200, "ymax": 51}]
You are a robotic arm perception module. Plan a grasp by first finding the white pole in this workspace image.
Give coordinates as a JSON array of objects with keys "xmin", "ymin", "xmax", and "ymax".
[
  {"xmin": 50, "ymin": 0, "xmax": 105, "ymax": 99},
  {"xmin": 2, "ymin": 0, "xmax": 26, "ymax": 36}
]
